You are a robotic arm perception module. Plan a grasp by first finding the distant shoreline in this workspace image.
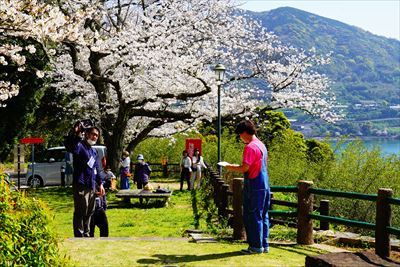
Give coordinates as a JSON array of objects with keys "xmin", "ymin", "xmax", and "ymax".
[{"xmin": 313, "ymin": 135, "xmax": 400, "ymax": 141}]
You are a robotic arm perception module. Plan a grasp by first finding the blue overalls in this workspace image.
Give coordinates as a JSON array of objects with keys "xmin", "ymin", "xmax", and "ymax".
[{"xmin": 243, "ymin": 142, "xmax": 270, "ymax": 252}]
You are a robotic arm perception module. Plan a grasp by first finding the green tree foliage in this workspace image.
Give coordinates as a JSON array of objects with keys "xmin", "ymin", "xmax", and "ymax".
[
  {"xmin": 253, "ymin": 109, "xmax": 291, "ymax": 148},
  {"xmin": 0, "ymin": 177, "xmax": 67, "ymax": 266},
  {"xmin": 317, "ymin": 140, "xmax": 400, "ymax": 229}
]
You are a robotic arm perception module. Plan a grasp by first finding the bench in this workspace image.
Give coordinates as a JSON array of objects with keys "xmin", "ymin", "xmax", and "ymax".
[{"xmin": 115, "ymin": 189, "xmax": 173, "ymax": 206}]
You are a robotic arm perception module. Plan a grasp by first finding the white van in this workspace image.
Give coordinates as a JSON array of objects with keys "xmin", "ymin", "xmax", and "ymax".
[{"xmin": 25, "ymin": 145, "xmax": 107, "ymax": 187}]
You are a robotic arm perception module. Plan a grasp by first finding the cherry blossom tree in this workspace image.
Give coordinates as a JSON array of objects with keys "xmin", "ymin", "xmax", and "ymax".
[
  {"xmin": 48, "ymin": 0, "xmax": 339, "ymax": 170},
  {"xmin": 0, "ymin": 0, "xmax": 96, "ymax": 104}
]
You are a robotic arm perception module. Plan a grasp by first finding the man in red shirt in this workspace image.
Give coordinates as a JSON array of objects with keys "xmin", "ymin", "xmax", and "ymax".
[{"xmin": 225, "ymin": 119, "xmax": 270, "ymax": 254}]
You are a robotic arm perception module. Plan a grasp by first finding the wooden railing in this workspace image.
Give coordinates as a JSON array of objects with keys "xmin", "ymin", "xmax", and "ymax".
[
  {"xmin": 146, "ymin": 163, "xmax": 180, "ymax": 178},
  {"xmin": 206, "ymin": 169, "xmax": 400, "ymax": 258}
]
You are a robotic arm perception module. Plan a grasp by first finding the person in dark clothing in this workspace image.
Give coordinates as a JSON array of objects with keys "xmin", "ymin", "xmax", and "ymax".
[
  {"xmin": 180, "ymin": 150, "xmax": 192, "ymax": 191},
  {"xmin": 133, "ymin": 154, "xmax": 151, "ymax": 204},
  {"xmin": 89, "ymin": 188, "xmax": 108, "ymax": 237},
  {"xmin": 64, "ymin": 121, "xmax": 104, "ymax": 237},
  {"xmin": 133, "ymin": 154, "xmax": 151, "ymax": 189}
]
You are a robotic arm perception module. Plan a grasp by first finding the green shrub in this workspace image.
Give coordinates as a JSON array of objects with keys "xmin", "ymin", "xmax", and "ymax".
[
  {"xmin": 318, "ymin": 140, "xmax": 400, "ymax": 231},
  {"xmin": 0, "ymin": 177, "xmax": 67, "ymax": 266}
]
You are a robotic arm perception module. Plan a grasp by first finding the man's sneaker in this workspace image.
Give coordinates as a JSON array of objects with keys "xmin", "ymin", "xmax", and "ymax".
[
  {"xmin": 241, "ymin": 247, "xmax": 263, "ymax": 255},
  {"xmin": 263, "ymin": 247, "xmax": 269, "ymax": 253}
]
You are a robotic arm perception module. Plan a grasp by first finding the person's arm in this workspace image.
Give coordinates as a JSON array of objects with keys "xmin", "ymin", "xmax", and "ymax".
[
  {"xmin": 64, "ymin": 132, "xmax": 82, "ymax": 155},
  {"xmin": 226, "ymin": 163, "xmax": 249, "ymax": 173},
  {"xmin": 127, "ymin": 157, "xmax": 131, "ymax": 170},
  {"xmin": 224, "ymin": 144, "xmax": 254, "ymax": 173},
  {"xmin": 146, "ymin": 164, "xmax": 151, "ymax": 179},
  {"xmin": 200, "ymin": 156, "xmax": 207, "ymax": 169},
  {"xmin": 147, "ymin": 163, "xmax": 152, "ymax": 173},
  {"xmin": 64, "ymin": 121, "xmax": 84, "ymax": 154},
  {"xmin": 133, "ymin": 164, "xmax": 138, "ymax": 183}
]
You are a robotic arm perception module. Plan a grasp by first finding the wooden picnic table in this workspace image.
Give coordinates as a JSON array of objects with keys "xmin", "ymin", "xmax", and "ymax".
[{"xmin": 115, "ymin": 189, "xmax": 173, "ymax": 206}]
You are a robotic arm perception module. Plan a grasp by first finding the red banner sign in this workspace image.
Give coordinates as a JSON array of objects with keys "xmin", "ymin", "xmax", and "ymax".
[
  {"xmin": 185, "ymin": 138, "xmax": 202, "ymax": 158},
  {"xmin": 20, "ymin": 137, "xmax": 45, "ymax": 144}
]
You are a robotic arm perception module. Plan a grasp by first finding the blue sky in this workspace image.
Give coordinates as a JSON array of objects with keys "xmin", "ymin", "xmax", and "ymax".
[{"xmin": 237, "ymin": 0, "xmax": 400, "ymax": 40}]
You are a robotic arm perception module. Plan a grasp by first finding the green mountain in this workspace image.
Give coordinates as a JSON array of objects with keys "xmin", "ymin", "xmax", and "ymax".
[{"xmin": 247, "ymin": 7, "xmax": 400, "ymax": 109}]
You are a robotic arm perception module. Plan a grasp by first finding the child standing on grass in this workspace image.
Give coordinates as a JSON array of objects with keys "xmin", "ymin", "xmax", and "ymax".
[{"xmin": 89, "ymin": 186, "xmax": 109, "ymax": 237}]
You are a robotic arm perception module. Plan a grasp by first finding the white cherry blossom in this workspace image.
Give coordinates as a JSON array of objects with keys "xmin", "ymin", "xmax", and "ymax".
[
  {"xmin": 2, "ymin": 0, "xmax": 340, "ymax": 169},
  {"xmin": 48, "ymin": 0, "xmax": 340, "ymax": 169}
]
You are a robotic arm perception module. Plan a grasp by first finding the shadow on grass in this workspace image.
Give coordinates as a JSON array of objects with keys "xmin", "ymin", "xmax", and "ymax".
[
  {"xmin": 136, "ymin": 244, "xmax": 324, "ymax": 265},
  {"xmin": 106, "ymin": 199, "xmax": 168, "ymax": 209},
  {"xmin": 137, "ymin": 251, "xmax": 243, "ymax": 265},
  {"xmin": 271, "ymin": 243, "xmax": 324, "ymax": 257}
]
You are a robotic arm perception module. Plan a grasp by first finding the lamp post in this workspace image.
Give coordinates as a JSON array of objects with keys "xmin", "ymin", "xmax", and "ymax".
[{"xmin": 214, "ymin": 63, "xmax": 226, "ymax": 173}]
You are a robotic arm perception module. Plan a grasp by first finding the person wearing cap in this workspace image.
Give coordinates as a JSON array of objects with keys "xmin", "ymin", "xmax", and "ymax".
[
  {"xmin": 64, "ymin": 121, "xmax": 104, "ymax": 237},
  {"xmin": 133, "ymin": 154, "xmax": 152, "ymax": 203},
  {"xmin": 119, "ymin": 151, "xmax": 131, "ymax": 189}
]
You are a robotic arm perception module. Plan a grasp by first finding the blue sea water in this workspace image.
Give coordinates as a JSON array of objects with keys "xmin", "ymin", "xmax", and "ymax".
[{"xmin": 330, "ymin": 138, "xmax": 400, "ymax": 155}]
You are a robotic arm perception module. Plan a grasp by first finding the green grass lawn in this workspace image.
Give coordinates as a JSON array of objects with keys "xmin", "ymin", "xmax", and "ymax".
[
  {"xmin": 28, "ymin": 181, "xmax": 194, "ymax": 238},
  {"xmin": 60, "ymin": 239, "xmax": 323, "ymax": 266},
  {"xmin": 27, "ymin": 181, "xmax": 327, "ymax": 266}
]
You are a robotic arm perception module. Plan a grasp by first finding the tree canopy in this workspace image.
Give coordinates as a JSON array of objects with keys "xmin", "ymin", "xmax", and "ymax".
[{"xmin": 1, "ymin": 0, "xmax": 339, "ymax": 168}]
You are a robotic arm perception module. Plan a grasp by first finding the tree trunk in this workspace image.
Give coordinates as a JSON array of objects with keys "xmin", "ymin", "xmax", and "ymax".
[{"xmin": 102, "ymin": 106, "xmax": 129, "ymax": 174}]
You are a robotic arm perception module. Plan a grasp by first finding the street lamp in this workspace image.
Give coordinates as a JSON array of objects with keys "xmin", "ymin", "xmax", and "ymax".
[{"xmin": 214, "ymin": 63, "xmax": 225, "ymax": 172}]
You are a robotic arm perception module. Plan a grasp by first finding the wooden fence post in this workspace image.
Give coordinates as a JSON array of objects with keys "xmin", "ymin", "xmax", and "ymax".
[
  {"xmin": 215, "ymin": 177, "xmax": 223, "ymax": 208},
  {"xmin": 297, "ymin": 180, "xmax": 314, "ymax": 245},
  {"xmin": 319, "ymin": 200, "xmax": 330, "ymax": 230},
  {"xmin": 233, "ymin": 178, "xmax": 245, "ymax": 240},
  {"xmin": 219, "ymin": 184, "xmax": 229, "ymax": 218},
  {"xmin": 376, "ymin": 188, "xmax": 393, "ymax": 258},
  {"xmin": 269, "ymin": 193, "xmax": 275, "ymax": 227},
  {"xmin": 211, "ymin": 172, "xmax": 219, "ymax": 202},
  {"xmin": 162, "ymin": 163, "xmax": 168, "ymax": 178},
  {"xmin": 216, "ymin": 180, "xmax": 224, "ymax": 212}
]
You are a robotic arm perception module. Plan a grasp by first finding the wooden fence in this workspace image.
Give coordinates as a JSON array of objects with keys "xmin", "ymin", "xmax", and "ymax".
[
  {"xmin": 206, "ymin": 169, "xmax": 400, "ymax": 258},
  {"xmin": 145, "ymin": 163, "xmax": 180, "ymax": 178}
]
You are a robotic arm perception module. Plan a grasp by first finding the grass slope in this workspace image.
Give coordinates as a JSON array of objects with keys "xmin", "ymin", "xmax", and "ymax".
[{"xmin": 28, "ymin": 181, "xmax": 326, "ymax": 266}]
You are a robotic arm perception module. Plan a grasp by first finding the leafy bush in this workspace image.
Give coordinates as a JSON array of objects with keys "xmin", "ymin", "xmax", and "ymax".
[
  {"xmin": 0, "ymin": 176, "xmax": 67, "ymax": 266},
  {"xmin": 317, "ymin": 140, "xmax": 400, "ymax": 230}
]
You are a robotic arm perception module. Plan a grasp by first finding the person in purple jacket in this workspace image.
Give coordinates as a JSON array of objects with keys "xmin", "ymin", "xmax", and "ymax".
[
  {"xmin": 133, "ymin": 154, "xmax": 152, "ymax": 203},
  {"xmin": 64, "ymin": 121, "xmax": 105, "ymax": 237}
]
